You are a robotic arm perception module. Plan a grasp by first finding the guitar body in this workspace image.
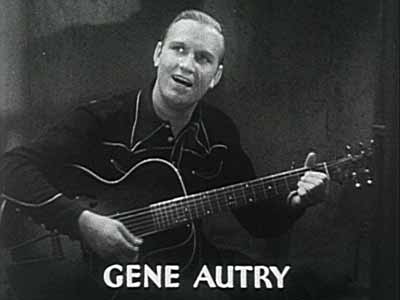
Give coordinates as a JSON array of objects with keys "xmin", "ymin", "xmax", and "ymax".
[{"xmin": 1, "ymin": 158, "xmax": 199, "ymax": 299}]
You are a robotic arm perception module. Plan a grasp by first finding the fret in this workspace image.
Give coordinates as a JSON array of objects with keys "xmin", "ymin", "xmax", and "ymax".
[
  {"xmin": 237, "ymin": 185, "xmax": 246, "ymax": 207},
  {"xmin": 209, "ymin": 191, "xmax": 218, "ymax": 214},
  {"xmin": 182, "ymin": 195, "xmax": 193, "ymax": 221},
  {"xmin": 177, "ymin": 201, "xmax": 188, "ymax": 224},
  {"xmin": 200, "ymin": 194, "xmax": 207, "ymax": 216},
  {"xmin": 265, "ymin": 182, "xmax": 274, "ymax": 196},
  {"xmin": 171, "ymin": 202, "xmax": 180, "ymax": 225},
  {"xmin": 191, "ymin": 195, "xmax": 199, "ymax": 219},
  {"xmin": 155, "ymin": 205, "xmax": 163, "ymax": 229},
  {"xmin": 297, "ymin": 173, "xmax": 302, "ymax": 183},
  {"xmin": 162, "ymin": 204, "xmax": 172, "ymax": 228},
  {"xmin": 224, "ymin": 189, "xmax": 233, "ymax": 208},
  {"xmin": 283, "ymin": 176, "xmax": 291, "ymax": 193},
  {"xmin": 249, "ymin": 183, "xmax": 257, "ymax": 203},
  {"xmin": 292, "ymin": 174, "xmax": 301, "ymax": 190},
  {"xmin": 215, "ymin": 188, "xmax": 222, "ymax": 212},
  {"xmin": 273, "ymin": 181, "xmax": 279, "ymax": 195},
  {"xmin": 261, "ymin": 180, "xmax": 269, "ymax": 200},
  {"xmin": 220, "ymin": 192, "xmax": 230, "ymax": 211},
  {"xmin": 206, "ymin": 193, "xmax": 213, "ymax": 215},
  {"xmin": 244, "ymin": 183, "xmax": 256, "ymax": 205},
  {"xmin": 173, "ymin": 201, "xmax": 180, "ymax": 224},
  {"xmin": 150, "ymin": 206, "xmax": 162, "ymax": 231},
  {"xmin": 226, "ymin": 186, "xmax": 238, "ymax": 208},
  {"xmin": 156, "ymin": 204, "xmax": 168, "ymax": 230},
  {"xmin": 207, "ymin": 191, "xmax": 217, "ymax": 215}
]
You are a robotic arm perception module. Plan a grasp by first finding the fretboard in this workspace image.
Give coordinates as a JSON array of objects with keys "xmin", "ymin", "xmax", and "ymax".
[
  {"xmin": 111, "ymin": 151, "xmax": 367, "ymax": 237},
  {"xmin": 147, "ymin": 166, "xmax": 308, "ymax": 233}
]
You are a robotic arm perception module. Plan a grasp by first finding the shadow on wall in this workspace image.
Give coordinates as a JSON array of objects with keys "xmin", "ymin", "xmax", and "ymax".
[{"xmin": 2, "ymin": 0, "xmax": 205, "ymax": 152}]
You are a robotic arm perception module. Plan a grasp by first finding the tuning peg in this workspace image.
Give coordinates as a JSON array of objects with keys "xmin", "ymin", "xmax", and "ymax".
[
  {"xmin": 364, "ymin": 168, "xmax": 374, "ymax": 186},
  {"xmin": 345, "ymin": 145, "xmax": 353, "ymax": 157},
  {"xmin": 351, "ymin": 171, "xmax": 362, "ymax": 188}
]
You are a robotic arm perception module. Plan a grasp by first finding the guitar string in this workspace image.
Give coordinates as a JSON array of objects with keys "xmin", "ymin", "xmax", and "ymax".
[
  {"xmin": 117, "ymin": 165, "xmax": 318, "ymax": 229},
  {"xmin": 117, "ymin": 170, "xmax": 312, "ymax": 235},
  {"xmin": 115, "ymin": 170, "xmax": 304, "ymax": 226},
  {"xmin": 109, "ymin": 165, "xmax": 309, "ymax": 219},
  {"xmin": 113, "ymin": 164, "xmax": 314, "ymax": 221},
  {"xmin": 112, "ymin": 156, "xmax": 352, "ymax": 221},
  {"xmin": 125, "ymin": 157, "xmax": 355, "ymax": 236},
  {"xmin": 115, "ymin": 180, "xmax": 295, "ymax": 236},
  {"xmin": 112, "ymin": 158, "xmax": 353, "ymax": 236},
  {"xmin": 115, "ymin": 161, "xmax": 320, "ymax": 223},
  {"xmin": 123, "ymin": 190, "xmax": 294, "ymax": 237},
  {"xmin": 115, "ymin": 155, "xmax": 356, "ymax": 235}
]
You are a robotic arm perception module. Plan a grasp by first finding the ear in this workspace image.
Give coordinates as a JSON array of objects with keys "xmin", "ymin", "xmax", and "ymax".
[
  {"xmin": 209, "ymin": 64, "xmax": 223, "ymax": 89},
  {"xmin": 153, "ymin": 41, "xmax": 163, "ymax": 67}
]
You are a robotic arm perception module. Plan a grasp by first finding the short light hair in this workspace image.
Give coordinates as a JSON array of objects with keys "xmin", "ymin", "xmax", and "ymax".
[{"xmin": 161, "ymin": 10, "xmax": 225, "ymax": 64}]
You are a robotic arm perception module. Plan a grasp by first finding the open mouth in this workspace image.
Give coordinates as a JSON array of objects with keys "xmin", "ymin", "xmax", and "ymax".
[{"xmin": 171, "ymin": 75, "xmax": 193, "ymax": 88}]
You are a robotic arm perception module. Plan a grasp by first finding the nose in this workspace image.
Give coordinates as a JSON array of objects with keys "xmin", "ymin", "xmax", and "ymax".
[{"xmin": 178, "ymin": 53, "xmax": 195, "ymax": 74}]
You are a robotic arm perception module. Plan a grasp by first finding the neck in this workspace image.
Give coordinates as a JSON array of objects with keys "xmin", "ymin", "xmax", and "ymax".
[{"xmin": 152, "ymin": 85, "xmax": 196, "ymax": 136}]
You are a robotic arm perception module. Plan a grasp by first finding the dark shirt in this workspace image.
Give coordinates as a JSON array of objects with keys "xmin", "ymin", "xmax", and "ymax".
[{"xmin": 0, "ymin": 84, "xmax": 303, "ymax": 252}]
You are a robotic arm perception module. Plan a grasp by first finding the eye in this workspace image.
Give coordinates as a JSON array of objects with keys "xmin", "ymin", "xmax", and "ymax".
[
  {"xmin": 196, "ymin": 53, "xmax": 212, "ymax": 65},
  {"xmin": 171, "ymin": 45, "xmax": 185, "ymax": 54}
]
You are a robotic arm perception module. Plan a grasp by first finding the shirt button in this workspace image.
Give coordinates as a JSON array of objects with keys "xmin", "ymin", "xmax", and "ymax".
[{"xmin": 167, "ymin": 136, "xmax": 174, "ymax": 143}]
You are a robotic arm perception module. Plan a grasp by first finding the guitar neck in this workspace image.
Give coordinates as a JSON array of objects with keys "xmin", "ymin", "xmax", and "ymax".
[
  {"xmin": 116, "ymin": 156, "xmax": 356, "ymax": 237},
  {"xmin": 146, "ymin": 165, "xmax": 318, "ymax": 233}
]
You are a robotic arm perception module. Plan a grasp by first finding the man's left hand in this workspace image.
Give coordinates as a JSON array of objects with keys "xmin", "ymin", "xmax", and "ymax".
[{"xmin": 288, "ymin": 152, "xmax": 329, "ymax": 208}]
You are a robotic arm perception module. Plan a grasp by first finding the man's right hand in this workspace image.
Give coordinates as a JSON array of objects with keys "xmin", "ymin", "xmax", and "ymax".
[{"xmin": 78, "ymin": 210, "xmax": 143, "ymax": 263}]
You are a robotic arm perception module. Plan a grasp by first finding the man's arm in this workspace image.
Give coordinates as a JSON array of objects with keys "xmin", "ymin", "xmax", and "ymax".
[
  {"xmin": 0, "ymin": 103, "xmax": 142, "ymax": 261},
  {"xmin": 0, "ymin": 106, "xmax": 102, "ymax": 237}
]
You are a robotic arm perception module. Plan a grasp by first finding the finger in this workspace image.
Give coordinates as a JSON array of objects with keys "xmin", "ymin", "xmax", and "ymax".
[
  {"xmin": 117, "ymin": 249, "xmax": 139, "ymax": 264},
  {"xmin": 297, "ymin": 186, "xmax": 308, "ymax": 197},
  {"xmin": 304, "ymin": 152, "xmax": 317, "ymax": 168},
  {"xmin": 117, "ymin": 233, "xmax": 140, "ymax": 259},
  {"xmin": 303, "ymin": 171, "xmax": 328, "ymax": 180},
  {"xmin": 300, "ymin": 176, "xmax": 324, "ymax": 186},
  {"xmin": 290, "ymin": 194, "xmax": 302, "ymax": 206},
  {"xmin": 118, "ymin": 223, "xmax": 143, "ymax": 246},
  {"xmin": 298, "ymin": 181, "xmax": 315, "ymax": 192},
  {"xmin": 120, "ymin": 243, "xmax": 139, "ymax": 259}
]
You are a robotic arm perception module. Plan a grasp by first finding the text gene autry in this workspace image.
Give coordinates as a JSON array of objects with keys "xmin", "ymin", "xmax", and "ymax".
[{"xmin": 103, "ymin": 264, "xmax": 291, "ymax": 289}]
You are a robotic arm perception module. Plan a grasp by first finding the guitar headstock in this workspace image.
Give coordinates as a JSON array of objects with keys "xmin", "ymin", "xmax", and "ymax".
[{"xmin": 327, "ymin": 140, "xmax": 375, "ymax": 188}]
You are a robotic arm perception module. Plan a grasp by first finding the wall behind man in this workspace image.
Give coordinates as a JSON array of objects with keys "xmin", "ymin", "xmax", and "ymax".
[
  {"xmin": 207, "ymin": 1, "xmax": 379, "ymax": 296},
  {"xmin": 1, "ymin": 0, "xmax": 381, "ymax": 298}
]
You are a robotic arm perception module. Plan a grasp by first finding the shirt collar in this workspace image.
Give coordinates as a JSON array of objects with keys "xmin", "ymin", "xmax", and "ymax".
[{"xmin": 130, "ymin": 81, "xmax": 203, "ymax": 148}]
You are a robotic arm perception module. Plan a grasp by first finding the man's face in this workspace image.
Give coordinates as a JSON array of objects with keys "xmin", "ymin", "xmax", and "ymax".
[{"xmin": 153, "ymin": 19, "xmax": 224, "ymax": 111}]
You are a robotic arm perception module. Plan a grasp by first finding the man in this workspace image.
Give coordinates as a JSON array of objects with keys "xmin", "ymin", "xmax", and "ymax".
[{"xmin": 0, "ymin": 10, "xmax": 328, "ymax": 300}]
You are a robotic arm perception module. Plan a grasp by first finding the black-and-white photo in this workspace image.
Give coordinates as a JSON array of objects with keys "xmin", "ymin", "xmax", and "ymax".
[{"xmin": 0, "ymin": 1, "xmax": 398, "ymax": 299}]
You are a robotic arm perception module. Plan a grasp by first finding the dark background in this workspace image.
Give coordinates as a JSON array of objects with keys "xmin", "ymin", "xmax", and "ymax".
[{"xmin": 0, "ymin": 1, "xmax": 398, "ymax": 299}]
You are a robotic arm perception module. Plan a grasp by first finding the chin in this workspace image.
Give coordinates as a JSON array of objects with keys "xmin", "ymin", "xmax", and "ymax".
[
  {"xmin": 172, "ymin": 98, "xmax": 199, "ymax": 112},
  {"xmin": 165, "ymin": 91, "xmax": 197, "ymax": 109}
]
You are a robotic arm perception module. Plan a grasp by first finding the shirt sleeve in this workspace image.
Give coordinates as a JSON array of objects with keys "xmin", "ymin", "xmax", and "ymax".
[{"xmin": 0, "ymin": 105, "xmax": 103, "ymax": 239}]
